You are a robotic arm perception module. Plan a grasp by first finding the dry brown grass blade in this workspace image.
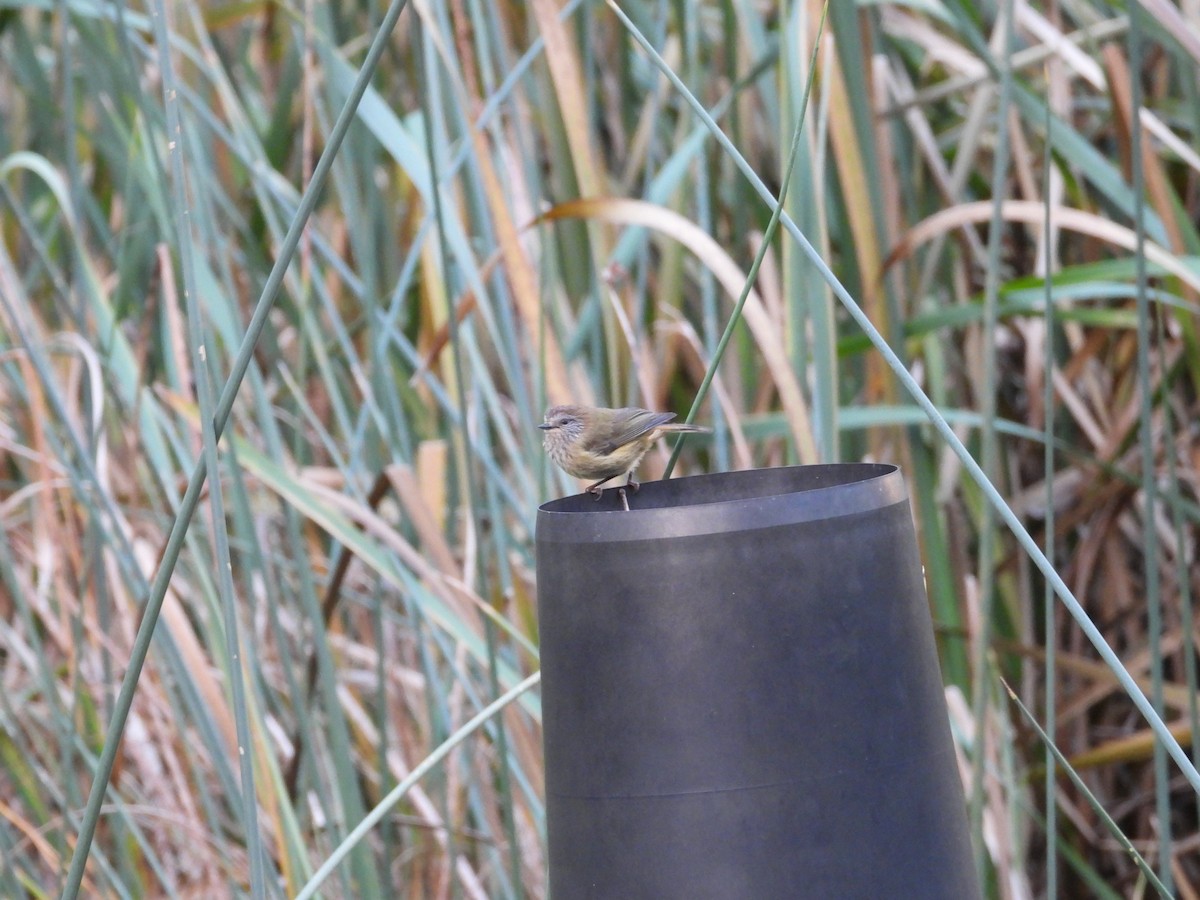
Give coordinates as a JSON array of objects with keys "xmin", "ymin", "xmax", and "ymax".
[
  {"xmin": 873, "ymin": 50, "xmax": 906, "ymax": 299},
  {"xmin": 410, "ymin": 249, "xmax": 501, "ymax": 385},
  {"xmin": 1103, "ymin": 46, "xmax": 1182, "ymax": 254},
  {"xmin": 889, "ymin": 200, "xmax": 1200, "ymax": 293},
  {"xmin": 658, "ymin": 315, "xmax": 754, "ymax": 470},
  {"xmin": 1056, "ymin": 629, "xmax": 1191, "ymax": 729},
  {"xmin": 945, "ymin": 686, "xmax": 1033, "ymax": 896},
  {"xmin": 1063, "ymin": 719, "xmax": 1193, "ymax": 772},
  {"xmin": 1016, "ymin": 5, "xmax": 1200, "ymax": 178},
  {"xmin": 298, "ymin": 478, "xmax": 485, "ymax": 631},
  {"xmin": 437, "ymin": 0, "xmax": 575, "ymax": 407},
  {"xmin": 386, "ymin": 463, "xmax": 459, "ymax": 576},
  {"xmin": 538, "ymin": 197, "xmax": 818, "ymax": 462},
  {"xmin": 0, "ymin": 800, "xmax": 99, "ymax": 896},
  {"xmin": 826, "ymin": 31, "xmax": 893, "ymax": 423},
  {"xmin": 416, "ymin": 439, "xmax": 449, "ymax": 531},
  {"xmin": 618, "ymin": 36, "xmax": 680, "ymax": 194},
  {"xmin": 528, "ymin": 0, "xmax": 602, "ymax": 200},
  {"xmin": 15, "ymin": 351, "xmax": 63, "ymax": 641},
  {"xmin": 996, "ymin": 638, "xmax": 1196, "ymax": 714},
  {"xmin": 157, "ymin": 244, "xmax": 192, "ymax": 408},
  {"xmin": 418, "ymin": 236, "xmax": 460, "ymax": 409},
  {"xmin": 1171, "ymin": 859, "xmax": 1200, "ymax": 900},
  {"xmin": 1094, "ymin": 346, "xmax": 1181, "ymax": 463},
  {"xmin": 284, "ymin": 469, "xmax": 391, "ymax": 799},
  {"xmin": 1102, "ymin": 42, "xmax": 1200, "ymax": 349},
  {"xmin": 529, "ymin": 0, "xmax": 615, "ymax": 294},
  {"xmin": 153, "ymin": 397, "xmax": 507, "ymax": 804},
  {"xmin": 336, "ymin": 682, "xmax": 491, "ymax": 899},
  {"xmin": 1138, "ymin": 0, "xmax": 1200, "ymax": 65},
  {"xmin": 149, "ymin": 564, "xmax": 241, "ymax": 762}
]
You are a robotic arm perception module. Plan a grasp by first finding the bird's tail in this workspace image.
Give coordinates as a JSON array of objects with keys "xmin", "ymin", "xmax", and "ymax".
[{"xmin": 657, "ymin": 423, "xmax": 711, "ymax": 434}]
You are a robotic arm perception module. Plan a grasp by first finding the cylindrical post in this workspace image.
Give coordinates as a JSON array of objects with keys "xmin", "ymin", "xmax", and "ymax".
[{"xmin": 536, "ymin": 464, "xmax": 979, "ymax": 899}]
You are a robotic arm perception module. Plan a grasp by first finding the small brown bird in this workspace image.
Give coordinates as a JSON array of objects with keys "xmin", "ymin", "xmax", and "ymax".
[{"xmin": 539, "ymin": 404, "xmax": 710, "ymax": 501}]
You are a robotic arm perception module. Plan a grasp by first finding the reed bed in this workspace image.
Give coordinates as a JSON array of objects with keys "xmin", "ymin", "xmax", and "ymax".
[{"xmin": 1, "ymin": 0, "xmax": 1198, "ymax": 896}]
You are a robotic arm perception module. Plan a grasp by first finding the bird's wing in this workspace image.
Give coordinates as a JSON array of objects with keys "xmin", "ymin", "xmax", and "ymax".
[{"xmin": 588, "ymin": 409, "xmax": 676, "ymax": 455}]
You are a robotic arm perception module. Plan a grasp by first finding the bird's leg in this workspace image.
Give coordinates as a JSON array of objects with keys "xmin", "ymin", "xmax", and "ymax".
[
  {"xmin": 586, "ymin": 473, "xmax": 620, "ymax": 500},
  {"xmin": 616, "ymin": 474, "xmax": 638, "ymax": 510}
]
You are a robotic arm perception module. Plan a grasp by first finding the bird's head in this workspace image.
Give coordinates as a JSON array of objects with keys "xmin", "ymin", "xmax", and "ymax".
[{"xmin": 539, "ymin": 405, "xmax": 589, "ymax": 462}]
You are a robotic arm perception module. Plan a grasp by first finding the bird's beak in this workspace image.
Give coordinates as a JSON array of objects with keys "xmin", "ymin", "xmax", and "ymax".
[{"xmin": 537, "ymin": 423, "xmax": 552, "ymax": 431}]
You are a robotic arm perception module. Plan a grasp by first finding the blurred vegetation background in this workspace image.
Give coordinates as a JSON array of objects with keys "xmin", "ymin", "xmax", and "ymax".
[{"xmin": 1, "ymin": 0, "xmax": 1198, "ymax": 896}]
